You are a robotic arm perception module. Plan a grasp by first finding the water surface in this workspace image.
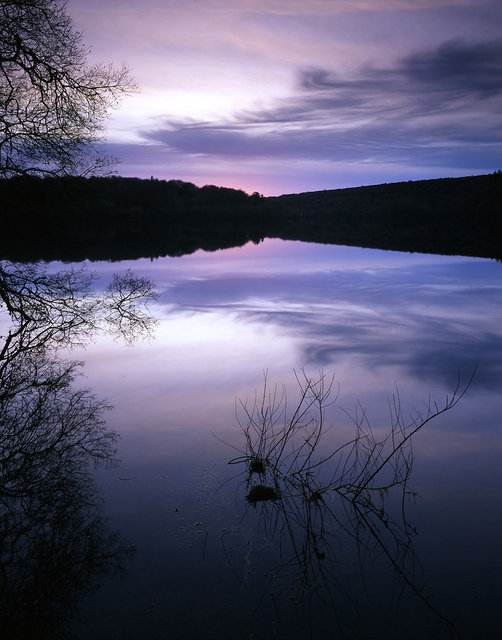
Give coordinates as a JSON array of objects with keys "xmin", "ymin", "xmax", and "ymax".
[{"xmin": 63, "ymin": 239, "xmax": 502, "ymax": 638}]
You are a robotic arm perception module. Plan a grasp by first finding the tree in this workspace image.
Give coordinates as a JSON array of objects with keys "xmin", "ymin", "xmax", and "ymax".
[
  {"xmin": 0, "ymin": 334, "xmax": 132, "ymax": 639},
  {"xmin": 0, "ymin": 261, "xmax": 155, "ymax": 635},
  {"xmin": 0, "ymin": 261, "xmax": 157, "ymax": 354},
  {"xmin": 224, "ymin": 370, "xmax": 474, "ymax": 635},
  {"xmin": 0, "ymin": 0, "xmax": 135, "ymax": 177}
]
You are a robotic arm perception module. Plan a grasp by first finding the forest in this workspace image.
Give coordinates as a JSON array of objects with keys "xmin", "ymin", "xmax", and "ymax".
[{"xmin": 0, "ymin": 172, "xmax": 500, "ymax": 262}]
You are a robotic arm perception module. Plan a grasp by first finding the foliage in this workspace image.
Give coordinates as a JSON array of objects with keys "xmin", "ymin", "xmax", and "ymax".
[
  {"xmin": 0, "ymin": 0, "xmax": 135, "ymax": 177},
  {"xmin": 0, "ymin": 175, "xmax": 267, "ymax": 261},
  {"xmin": 0, "ymin": 173, "xmax": 499, "ymax": 262},
  {"xmin": 270, "ymin": 174, "xmax": 502, "ymax": 260}
]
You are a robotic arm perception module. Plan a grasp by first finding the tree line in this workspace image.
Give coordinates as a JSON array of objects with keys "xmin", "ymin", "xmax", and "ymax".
[
  {"xmin": 0, "ymin": 175, "xmax": 268, "ymax": 261},
  {"xmin": 1, "ymin": 172, "xmax": 500, "ymax": 262}
]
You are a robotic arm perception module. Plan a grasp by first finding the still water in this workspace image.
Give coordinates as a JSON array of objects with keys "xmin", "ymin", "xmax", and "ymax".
[{"xmin": 9, "ymin": 239, "xmax": 502, "ymax": 639}]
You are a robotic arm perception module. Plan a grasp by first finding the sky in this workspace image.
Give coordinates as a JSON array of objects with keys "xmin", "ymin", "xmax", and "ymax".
[{"xmin": 70, "ymin": 0, "xmax": 502, "ymax": 195}]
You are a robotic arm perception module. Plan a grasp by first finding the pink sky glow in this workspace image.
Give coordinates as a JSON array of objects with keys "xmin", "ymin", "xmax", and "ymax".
[{"xmin": 70, "ymin": 0, "xmax": 502, "ymax": 195}]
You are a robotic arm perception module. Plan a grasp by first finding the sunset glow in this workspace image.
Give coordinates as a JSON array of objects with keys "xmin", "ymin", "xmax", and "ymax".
[{"xmin": 70, "ymin": 0, "xmax": 502, "ymax": 194}]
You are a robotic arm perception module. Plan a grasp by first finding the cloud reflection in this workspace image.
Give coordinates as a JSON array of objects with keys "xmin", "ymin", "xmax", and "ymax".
[{"xmin": 159, "ymin": 259, "xmax": 502, "ymax": 392}]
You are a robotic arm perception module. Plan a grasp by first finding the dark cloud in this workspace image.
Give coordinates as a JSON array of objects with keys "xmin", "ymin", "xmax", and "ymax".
[
  {"xmin": 141, "ymin": 39, "xmax": 502, "ymax": 170},
  {"xmin": 301, "ymin": 322, "xmax": 502, "ymax": 391},
  {"xmin": 403, "ymin": 38, "xmax": 502, "ymax": 99},
  {"xmin": 299, "ymin": 39, "xmax": 502, "ymax": 102}
]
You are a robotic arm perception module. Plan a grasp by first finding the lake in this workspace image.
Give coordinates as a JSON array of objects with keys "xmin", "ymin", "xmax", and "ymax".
[{"xmin": 2, "ymin": 239, "xmax": 502, "ymax": 639}]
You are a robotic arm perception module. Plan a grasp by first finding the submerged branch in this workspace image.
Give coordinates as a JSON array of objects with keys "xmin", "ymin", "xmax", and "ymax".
[{"xmin": 222, "ymin": 369, "xmax": 474, "ymax": 635}]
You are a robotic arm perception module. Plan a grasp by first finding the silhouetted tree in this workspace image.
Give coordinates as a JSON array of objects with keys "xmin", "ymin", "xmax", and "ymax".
[
  {"xmin": 0, "ymin": 261, "xmax": 155, "ymax": 637},
  {"xmin": 224, "ymin": 370, "xmax": 473, "ymax": 636},
  {"xmin": 0, "ymin": 0, "xmax": 135, "ymax": 177},
  {"xmin": 0, "ymin": 338, "xmax": 132, "ymax": 639},
  {"xmin": 0, "ymin": 261, "xmax": 157, "ymax": 355}
]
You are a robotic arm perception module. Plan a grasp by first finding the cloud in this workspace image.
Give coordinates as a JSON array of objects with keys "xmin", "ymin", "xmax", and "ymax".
[
  {"xmin": 157, "ymin": 262, "xmax": 502, "ymax": 391},
  {"xmin": 299, "ymin": 38, "xmax": 502, "ymax": 101},
  {"xmin": 402, "ymin": 38, "xmax": 502, "ymax": 98},
  {"xmin": 75, "ymin": 0, "xmax": 501, "ymax": 17},
  {"xmin": 139, "ymin": 39, "xmax": 502, "ymax": 170}
]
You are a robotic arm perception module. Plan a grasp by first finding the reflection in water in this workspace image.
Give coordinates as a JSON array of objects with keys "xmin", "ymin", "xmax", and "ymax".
[
  {"xmin": 4, "ymin": 244, "xmax": 499, "ymax": 639},
  {"xmin": 0, "ymin": 363, "xmax": 132, "ymax": 638},
  {"xmin": 0, "ymin": 261, "xmax": 155, "ymax": 638},
  {"xmin": 223, "ymin": 371, "xmax": 474, "ymax": 637},
  {"xmin": 159, "ymin": 261, "xmax": 502, "ymax": 392}
]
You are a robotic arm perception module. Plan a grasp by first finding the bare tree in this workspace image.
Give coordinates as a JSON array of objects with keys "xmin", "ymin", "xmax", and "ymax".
[
  {"xmin": 0, "ymin": 260, "xmax": 156, "ymax": 636},
  {"xmin": 0, "ymin": 339, "xmax": 133, "ymax": 639},
  {"xmin": 223, "ymin": 370, "xmax": 474, "ymax": 637},
  {"xmin": 0, "ymin": 260, "xmax": 157, "ymax": 501},
  {"xmin": 0, "ymin": 261, "xmax": 157, "ymax": 359},
  {"xmin": 0, "ymin": 0, "xmax": 135, "ymax": 177}
]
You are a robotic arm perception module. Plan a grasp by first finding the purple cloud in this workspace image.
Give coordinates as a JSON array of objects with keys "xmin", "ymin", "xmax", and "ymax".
[{"xmin": 139, "ymin": 39, "xmax": 502, "ymax": 171}]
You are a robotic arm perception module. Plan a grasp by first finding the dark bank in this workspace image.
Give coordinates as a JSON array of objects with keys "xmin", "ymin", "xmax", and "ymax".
[{"xmin": 1, "ymin": 172, "xmax": 500, "ymax": 262}]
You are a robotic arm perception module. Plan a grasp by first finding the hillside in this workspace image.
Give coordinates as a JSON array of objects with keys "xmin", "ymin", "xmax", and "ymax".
[
  {"xmin": 0, "ymin": 173, "xmax": 500, "ymax": 261},
  {"xmin": 266, "ymin": 174, "xmax": 502, "ymax": 259}
]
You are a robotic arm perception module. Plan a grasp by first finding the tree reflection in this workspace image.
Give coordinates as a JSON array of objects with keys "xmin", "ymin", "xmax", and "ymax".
[
  {"xmin": 224, "ymin": 370, "xmax": 473, "ymax": 637},
  {"xmin": 0, "ymin": 261, "xmax": 156, "ymax": 638},
  {"xmin": 0, "ymin": 261, "xmax": 156, "ymax": 350}
]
